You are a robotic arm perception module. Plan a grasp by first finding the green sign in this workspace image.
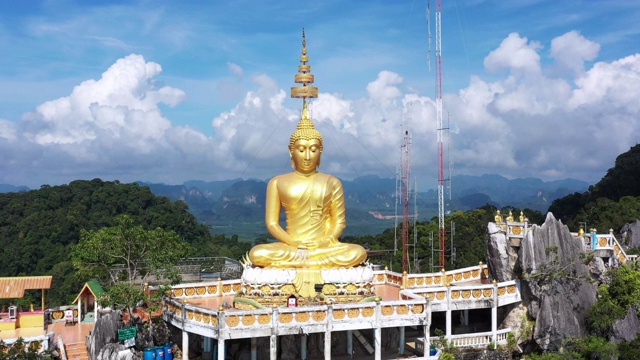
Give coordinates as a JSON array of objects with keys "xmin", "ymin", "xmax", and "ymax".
[{"xmin": 118, "ymin": 327, "xmax": 137, "ymax": 340}]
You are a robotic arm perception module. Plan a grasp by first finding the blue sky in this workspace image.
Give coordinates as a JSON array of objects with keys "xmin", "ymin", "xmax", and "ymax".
[{"xmin": 1, "ymin": 0, "xmax": 639, "ymax": 189}]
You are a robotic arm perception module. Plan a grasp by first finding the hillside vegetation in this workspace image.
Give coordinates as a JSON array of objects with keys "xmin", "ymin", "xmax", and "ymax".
[
  {"xmin": 0, "ymin": 179, "xmax": 251, "ymax": 306},
  {"xmin": 550, "ymin": 144, "xmax": 640, "ymax": 234}
]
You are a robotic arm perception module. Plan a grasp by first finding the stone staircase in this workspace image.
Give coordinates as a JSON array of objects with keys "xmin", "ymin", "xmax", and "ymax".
[{"xmin": 65, "ymin": 342, "xmax": 89, "ymax": 360}]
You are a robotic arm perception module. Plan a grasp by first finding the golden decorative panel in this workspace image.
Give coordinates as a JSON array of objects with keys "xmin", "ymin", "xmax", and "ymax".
[
  {"xmin": 483, "ymin": 289, "xmax": 493, "ymax": 297},
  {"xmin": 362, "ymin": 307, "xmax": 374, "ymax": 317},
  {"xmin": 212, "ymin": 315, "xmax": 218, "ymax": 326},
  {"xmin": 472, "ymin": 289, "xmax": 481, "ymax": 298},
  {"xmin": 483, "ymin": 268, "xmax": 489, "ymax": 277},
  {"xmin": 175, "ymin": 309, "xmax": 182, "ymax": 317},
  {"xmin": 322, "ymin": 284, "xmax": 336, "ymax": 295},
  {"xmin": 73, "ymin": 310, "xmax": 78, "ymax": 317},
  {"xmin": 242, "ymin": 315, "xmax": 256, "ymax": 326},
  {"xmin": 258, "ymin": 314, "xmax": 270, "ymax": 325},
  {"xmin": 196, "ymin": 287, "xmax": 206, "ymax": 295},
  {"xmin": 507, "ymin": 285, "xmax": 516, "ymax": 294},
  {"xmin": 451, "ymin": 290, "xmax": 460, "ymax": 299},
  {"xmin": 52, "ymin": 311, "xmax": 63, "ymax": 320},
  {"xmin": 436, "ymin": 292, "xmax": 446, "ymax": 301},
  {"xmin": 412, "ymin": 304, "xmax": 424, "ymax": 314},
  {"xmin": 232, "ymin": 284, "xmax": 241, "ymax": 292},
  {"xmin": 295, "ymin": 312, "xmax": 310, "ymax": 323},
  {"xmin": 434, "ymin": 277, "xmax": 442, "ymax": 285},
  {"xmin": 472, "ymin": 269, "xmax": 480, "ymax": 277},
  {"xmin": 454, "ymin": 273, "xmax": 462, "ymax": 281},
  {"xmin": 279, "ymin": 313, "xmax": 293, "ymax": 323},
  {"xmin": 194, "ymin": 312, "xmax": 202, "ymax": 322},
  {"xmin": 619, "ymin": 253, "xmax": 626, "ymax": 262},
  {"xmin": 397, "ymin": 305, "xmax": 409, "ymax": 315},
  {"xmin": 185, "ymin": 288, "xmax": 195, "ymax": 296},
  {"xmin": 417, "ymin": 277, "xmax": 424, "ymax": 285},
  {"xmin": 446, "ymin": 275, "xmax": 453, "ymax": 283},
  {"xmin": 376, "ymin": 274, "xmax": 384, "ymax": 282},
  {"xmin": 599, "ymin": 238, "xmax": 607, "ymax": 247},
  {"xmin": 173, "ymin": 288, "xmax": 184, "ymax": 297},
  {"xmin": 333, "ymin": 309, "xmax": 345, "ymax": 319},
  {"xmin": 382, "ymin": 306, "xmax": 393, "ymax": 316},
  {"xmin": 208, "ymin": 285, "xmax": 217, "ymax": 294},
  {"xmin": 203, "ymin": 314, "xmax": 210, "ymax": 324},
  {"xmin": 511, "ymin": 226, "xmax": 522, "ymax": 235},
  {"xmin": 425, "ymin": 293, "xmax": 435, "ymax": 300},
  {"xmin": 498, "ymin": 287, "xmax": 506, "ymax": 296},
  {"xmin": 226, "ymin": 315, "xmax": 239, "ymax": 327},
  {"xmin": 346, "ymin": 284, "xmax": 357, "ymax": 294},
  {"xmin": 222, "ymin": 284, "xmax": 232, "ymax": 293},
  {"xmin": 347, "ymin": 308, "xmax": 360, "ymax": 318},
  {"xmin": 463, "ymin": 271, "xmax": 471, "ymax": 279},
  {"xmin": 614, "ymin": 245, "xmax": 621, "ymax": 254},
  {"xmin": 281, "ymin": 284, "xmax": 296, "ymax": 295},
  {"xmin": 260, "ymin": 285, "xmax": 272, "ymax": 294},
  {"xmin": 186, "ymin": 310, "xmax": 193, "ymax": 320},
  {"xmin": 426, "ymin": 277, "xmax": 433, "ymax": 285},
  {"xmin": 312, "ymin": 311, "xmax": 326, "ymax": 321}
]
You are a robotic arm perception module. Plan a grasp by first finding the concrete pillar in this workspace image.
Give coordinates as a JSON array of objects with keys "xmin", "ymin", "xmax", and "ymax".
[
  {"xmin": 445, "ymin": 286, "xmax": 452, "ymax": 339},
  {"xmin": 217, "ymin": 338, "xmax": 225, "ymax": 360},
  {"xmin": 463, "ymin": 309, "xmax": 469, "ymax": 326},
  {"xmin": 491, "ymin": 280, "xmax": 498, "ymax": 346},
  {"xmin": 271, "ymin": 308, "xmax": 278, "ymax": 360},
  {"xmin": 251, "ymin": 337, "xmax": 257, "ymax": 360},
  {"xmin": 270, "ymin": 335, "xmax": 277, "ymax": 360},
  {"xmin": 182, "ymin": 330, "xmax": 189, "ymax": 360},
  {"xmin": 398, "ymin": 326, "xmax": 405, "ymax": 355},
  {"xmin": 325, "ymin": 303, "xmax": 333, "ymax": 360},
  {"xmin": 346, "ymin": 330, "xmax": 353, "ymax": 356},
  {"xmin": 78, "ymin": 297, "xmax": 82, "ymax": 323},
  {"xmin": 424, "ymin": 302, "xmax": 432, "ymax": 360},
  {"xmin": 301, "ymin": 334, "xmax": 308, "ymax": 360},
  {"xmin": 375, "ymin": 301, "xmax": 381, "ymax": 360}
]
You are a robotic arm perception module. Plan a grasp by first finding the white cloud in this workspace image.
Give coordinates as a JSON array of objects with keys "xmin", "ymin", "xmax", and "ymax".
[
  {"xmin": 2, "ymin": 29, "xmax": 640, "ymax": 188},
  {"xmin": 484, "ymin": 33, "xmax": 542, "ymax": 76},
  {"xmin": 551, "ymin": 30, "xmax": 600, "ymax": 76}
]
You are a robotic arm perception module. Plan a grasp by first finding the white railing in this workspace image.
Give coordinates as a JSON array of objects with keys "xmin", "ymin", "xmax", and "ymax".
[{"xmin": 449, "ymin": 328, "xmax": 511, "ymax": 348}]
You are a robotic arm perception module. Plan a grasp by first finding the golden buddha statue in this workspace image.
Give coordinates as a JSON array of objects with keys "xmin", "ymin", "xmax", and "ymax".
[
  {"xmin": 247, "ymin": 29, "xmax": 367, "ymax": 296},
  {"xmin": 495, "ymin": 210, "xmax": 503, "ymax": 224}
]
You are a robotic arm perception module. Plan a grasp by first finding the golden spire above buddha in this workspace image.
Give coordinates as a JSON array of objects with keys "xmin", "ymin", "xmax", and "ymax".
[{"xmin": 247, "ymin": 29, "xmax": 367, "ymax": 297}]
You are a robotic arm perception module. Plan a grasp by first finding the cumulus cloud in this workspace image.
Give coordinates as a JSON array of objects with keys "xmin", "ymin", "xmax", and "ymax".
[
  {"xmin": 551, "ymin": 30, "xmax": 600, "ymax": 76},
  {"xmin": 2, "ymin": 30, "xmax": 640, "ymax": 188}
]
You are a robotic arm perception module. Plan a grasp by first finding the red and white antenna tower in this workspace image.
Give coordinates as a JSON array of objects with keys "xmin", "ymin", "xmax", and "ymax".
[{"xmin": 435, "ymin": 0, "xmax": 447, "ymax": 269}]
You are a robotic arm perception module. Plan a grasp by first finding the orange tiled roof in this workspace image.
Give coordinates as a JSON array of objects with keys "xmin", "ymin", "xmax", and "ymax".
[{"xmin": 0, "ymin": 276, "xmax": 52, "ymax": 299}]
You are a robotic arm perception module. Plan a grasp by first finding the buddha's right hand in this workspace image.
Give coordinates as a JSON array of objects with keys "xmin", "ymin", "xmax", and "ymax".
[{"xmin": 294, "ymin": 247, "xmax": 309, "ymax": 262}]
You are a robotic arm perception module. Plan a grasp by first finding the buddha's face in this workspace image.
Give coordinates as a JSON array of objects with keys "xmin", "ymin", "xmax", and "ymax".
[{"xmin": 290, "ymin": 138, "xmax": 322, "ymax": 175}]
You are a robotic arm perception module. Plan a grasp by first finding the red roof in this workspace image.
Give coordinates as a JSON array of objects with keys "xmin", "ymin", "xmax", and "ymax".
[{"xmin": 0, "ymin": 276, "xmax": 53, "ymax": 299}]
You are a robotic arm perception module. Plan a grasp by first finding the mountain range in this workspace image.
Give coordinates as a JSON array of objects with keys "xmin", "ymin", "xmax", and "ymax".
[{"xmin": 1, "ymin": 174, "xmax": 589, "ymax": 240}]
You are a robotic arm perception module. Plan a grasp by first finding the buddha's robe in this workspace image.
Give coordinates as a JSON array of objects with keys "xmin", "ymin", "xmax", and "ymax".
[{"xmin": 249, "ymin": 172, "xmax": 367, "ymax": 268}]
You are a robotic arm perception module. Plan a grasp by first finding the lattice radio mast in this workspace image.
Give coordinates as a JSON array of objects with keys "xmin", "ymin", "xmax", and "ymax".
[
  {"xmin": 435, "ymin": 0, "xmax": 447, "ymax": 269},
  {"xmin": 401, "ymin": 129, "xmax": 411, "ymax": 274}
]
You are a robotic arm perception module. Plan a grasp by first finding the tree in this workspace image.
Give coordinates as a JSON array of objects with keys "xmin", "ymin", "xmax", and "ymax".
[{"xmin": 71, "ymin": 215, "xmax": 190, "ymax": 313}]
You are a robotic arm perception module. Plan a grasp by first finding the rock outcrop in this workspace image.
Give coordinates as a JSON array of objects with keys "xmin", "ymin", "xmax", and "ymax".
[
  {"xmin": 611, "ymin": 307, "xmax": 640, "ymax": 343},
  {"xmin": 487, "ymin": 213, "xmax": 599, "ymax": 352},
  {"xmin": 520, "ymin": 213, "xmax": 598, "ymax": 351},
  {"xmin": 619, "ymin": 220, "xmax": 640, "ymax": 249},
  {"xmin": 87, "ymin": 311, "xmax": 123, "ymax": 360}
]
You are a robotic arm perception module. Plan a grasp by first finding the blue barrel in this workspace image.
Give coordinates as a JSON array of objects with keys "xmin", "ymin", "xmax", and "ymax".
[
  {"xmin": 143, "ymin": 348, "xmax": 156, "ymax": 360},
  {"xmin": 429, "ymin": 344, "xmax": 437, "ymax": 356},
  {"xmin": 155, "ymin": 346, "xmax": 165, "ymax": 360},
  {"xmin": 163, "ymin": 343, "xmax": 173, "ymax": 360}
]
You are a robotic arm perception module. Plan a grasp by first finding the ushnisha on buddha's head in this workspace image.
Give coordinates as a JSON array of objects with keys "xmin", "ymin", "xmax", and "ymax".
[{"xmin": 289, "ymin": 108, "xmax": 323, "ymax": 174}]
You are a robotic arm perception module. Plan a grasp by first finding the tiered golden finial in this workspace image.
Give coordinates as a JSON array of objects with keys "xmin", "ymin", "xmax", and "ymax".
[{"xmin": 291, "ymin": 28, "xmax": 318, "ymax": 103}]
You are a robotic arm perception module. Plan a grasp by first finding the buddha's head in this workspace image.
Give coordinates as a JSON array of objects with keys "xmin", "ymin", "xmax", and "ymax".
[{"xmin": 289, "ymin": 104, "xmax": 323, "ymax": 174}]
